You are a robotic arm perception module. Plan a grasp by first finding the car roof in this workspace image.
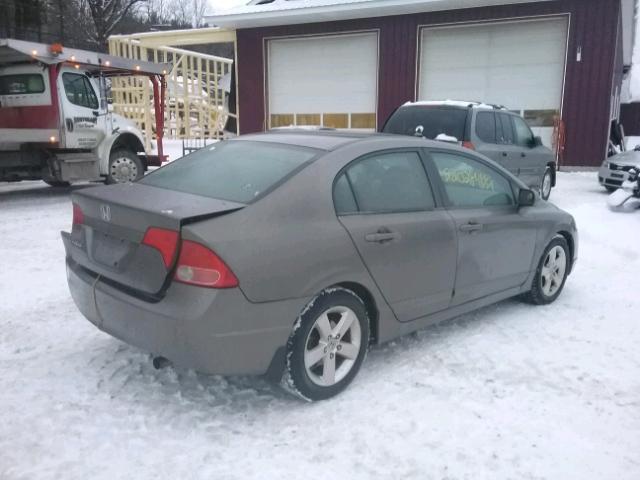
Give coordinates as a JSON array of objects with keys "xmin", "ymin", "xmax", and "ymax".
[
  {"xmin": 236, "ymin": 129, "xmax": 374, "ymax": 151},
  {"xmin": 233, "ymin": 129, "xmax": 468, "ymax": 153}
]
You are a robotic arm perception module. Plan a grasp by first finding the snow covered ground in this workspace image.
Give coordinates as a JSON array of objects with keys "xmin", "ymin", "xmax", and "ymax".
[{"xmin": 1, "ymin": 172, "xmax": 639, "ymax": 479}]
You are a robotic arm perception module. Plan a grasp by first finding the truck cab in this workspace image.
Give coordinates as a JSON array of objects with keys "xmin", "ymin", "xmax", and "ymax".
[{"xmin": 0, "ymin": 39, "xmax": 167, "ymax": 186}]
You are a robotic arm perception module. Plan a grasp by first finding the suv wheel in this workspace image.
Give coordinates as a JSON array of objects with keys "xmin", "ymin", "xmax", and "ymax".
[{"xmin": 540, "ymin": 167, "xmax": 553, "ymax": 200}]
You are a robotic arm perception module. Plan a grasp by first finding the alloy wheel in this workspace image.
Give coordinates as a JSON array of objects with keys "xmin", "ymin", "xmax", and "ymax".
[
  {"xmin": 541, "ymin": 170, "xmax": 552, "ymax": 199},
  {"xmin": 541, "ymin": 245, "xmax": 567, "ymax": 297},
  {"xmin": 304, "ymin": 306, "xmax": 362, "ymax": 387}
]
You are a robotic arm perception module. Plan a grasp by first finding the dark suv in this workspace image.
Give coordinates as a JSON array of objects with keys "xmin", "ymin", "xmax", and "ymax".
[{"xmin": 382, "ymin": 101, "xmax": 557, "ymax": 200}]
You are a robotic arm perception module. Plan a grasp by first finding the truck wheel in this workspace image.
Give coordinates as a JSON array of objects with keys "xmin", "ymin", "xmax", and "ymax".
[
  {"xmin": 43, "ymin": 179, "xmax": 70, "ymax": 188},
  {"xmin": 107, "ymin": 149, "xmax": 143, "ymax": 184}
]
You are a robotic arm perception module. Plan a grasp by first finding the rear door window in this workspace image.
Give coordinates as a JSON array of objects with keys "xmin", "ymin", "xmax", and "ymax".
[
  {"xmin": 140, "ymin": 140, "xmax": 318, "ymax": 203},
  {"xmin": 333, "ymin": 174, "xmax": 358, "ymax": 215},
  {"xmin": 334, "ymin": 151, "xmax": 435, "ymax": 214},
  {"xmin": 382, "ymin": 107, "xmax": 468, "ymax": 141},
  {"xmin": 475, "ymin": 112, "xmax": 497, "ymax": 143},
  {"xmin": 0, "ymin": 74, "xmax": 45, "ymax": 95},
  {"xmin": 497, "ymin": 113, "xmax": 515, "ymax": 145}
]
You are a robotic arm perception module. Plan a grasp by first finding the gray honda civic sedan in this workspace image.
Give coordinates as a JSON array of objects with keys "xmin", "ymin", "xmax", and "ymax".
[{"xmin": 63, "ymin": 131, "xmax": 578, "ymax": 401}]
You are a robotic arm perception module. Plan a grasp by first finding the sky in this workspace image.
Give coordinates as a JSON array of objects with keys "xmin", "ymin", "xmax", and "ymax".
[{"xmin": 208, "ymin": 0, "xmax": 248, "ymax": 13}]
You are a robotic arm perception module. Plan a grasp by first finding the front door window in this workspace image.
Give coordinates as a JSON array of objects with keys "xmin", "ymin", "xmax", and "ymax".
[
  {"xmin": 430, "ymin": 151, "xmax": 515, "ymax": 207},
  {"xmin": 62, "ymin": 73, "xmax": 98, "ymax": 110}
]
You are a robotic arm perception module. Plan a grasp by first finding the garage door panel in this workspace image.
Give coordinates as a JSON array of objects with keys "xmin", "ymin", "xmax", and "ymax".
[
  {"xmin": 419, "ymin": 18, "xmax": 568, "ymax": 146},
  {"xmin": 268, "ymin": 33, "xmax": 378, "ymax": 128}
]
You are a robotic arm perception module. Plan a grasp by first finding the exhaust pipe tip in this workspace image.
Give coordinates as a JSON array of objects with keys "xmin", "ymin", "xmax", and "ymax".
[{"xmin": 152, "ymin": 356, "xmax": 171, "ymax": 370}]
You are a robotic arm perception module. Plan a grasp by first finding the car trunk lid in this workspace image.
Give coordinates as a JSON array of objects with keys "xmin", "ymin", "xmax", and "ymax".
[{"xmin": 62, "ymin": 183, "xmax": 244, "ymax": 297}]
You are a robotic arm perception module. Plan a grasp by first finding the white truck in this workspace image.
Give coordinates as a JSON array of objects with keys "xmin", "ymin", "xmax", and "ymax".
[{"xmin": 0, "ymin": 39, "xmax": 168, "ymax": 186}]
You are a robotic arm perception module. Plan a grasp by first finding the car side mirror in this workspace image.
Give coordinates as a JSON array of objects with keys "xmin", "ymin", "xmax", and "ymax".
[{"xmin": 518, "ymin": 188, "xmax": 536, "ymax": 207}]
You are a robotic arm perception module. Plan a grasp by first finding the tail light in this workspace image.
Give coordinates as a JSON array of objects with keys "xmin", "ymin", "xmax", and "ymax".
[
  {"xmin": 72, "ymin": 203, "xmax": 84, "ymax": 225},
  {"xmin": 174, "ymin": 240, "xmax": 238, "ymax": 288},
  {"xmin": 462, "ymin": 141, "xmax": 476, "ymax": 150},
  {"xmin": 142, "ymin": 227, "xmax": 179, "ymax": 268}
]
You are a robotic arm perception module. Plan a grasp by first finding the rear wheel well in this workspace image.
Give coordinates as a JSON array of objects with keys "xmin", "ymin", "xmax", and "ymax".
[{"xmin": 332, "ymin": 282, "xmax": 379, "ymax": 345}]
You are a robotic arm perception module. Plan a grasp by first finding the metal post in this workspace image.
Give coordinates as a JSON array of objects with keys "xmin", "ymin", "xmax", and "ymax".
[{"xmin": 151, "ymin": 75, "xmax": 165, "ymax": 161}]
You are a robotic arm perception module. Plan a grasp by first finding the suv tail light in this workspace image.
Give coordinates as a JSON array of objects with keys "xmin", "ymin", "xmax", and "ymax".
[
  {"xmin": 72, "ymin": 203, "xmax": 84, "ymax": 225},
  {"xmin": 462, "ymin": 141, "xmax": 476, "ymax": 150},
  {"xmin": 142, "ymin": 227, "xmax": 179, "ymax": 268},
  {"xmin": 174, "ymin": 240, "xmax": 238, "ymax": 288}
]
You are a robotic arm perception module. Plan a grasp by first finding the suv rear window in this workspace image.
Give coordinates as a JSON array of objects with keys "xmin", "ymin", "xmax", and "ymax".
[
  {"xmin": 140, "ymin": 141, "xmax": 318, "ymax": 203},
  {"xmin": 0, "ymin": 74, "xmax": 45, "ymax": 95},
  {"xmin": 382, "ymin": 106, "xmax": 468, "ymax": 141}
]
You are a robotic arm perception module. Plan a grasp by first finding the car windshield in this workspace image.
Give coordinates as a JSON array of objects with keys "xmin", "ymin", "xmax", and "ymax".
[
  {"xmin": 382, "ymin": 106, "xmax": 468, "ymax": 140},
  {"xmin": 140, "ymin": 140, "xmax": 318, "ymax": 203}
]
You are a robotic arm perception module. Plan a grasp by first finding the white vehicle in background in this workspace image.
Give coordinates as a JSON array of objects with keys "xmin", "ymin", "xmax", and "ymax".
[
  {"xmin": 607, "ymin": 167, "xmax": 640, "ymax": 211},
  {"xmin": 599, "ymin": 146, "xmax": 640, "ymax": 192},
  {"xmin": 0, "ymin": 38, "xmax": 168, "ymax": 186}
]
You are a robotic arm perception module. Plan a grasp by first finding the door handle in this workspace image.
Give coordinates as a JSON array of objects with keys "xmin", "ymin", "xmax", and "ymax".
[
  {"xmin": 521, "ymin": 152, "xmax": 526, "ymax": 158},
  {"xmin": 365, "ymin": 229, "xmax": 398, "ymax": 243},
  {"xmin": 65, "ymin": 118, "xmax": 74, "ymax": 131},
  {"xmin": 459, "ymin": 222, "xmax": 483, "ymax": 233},
  {"xmin": 502, "ymin": 152, "xmax": 508, "ymax": 157}
]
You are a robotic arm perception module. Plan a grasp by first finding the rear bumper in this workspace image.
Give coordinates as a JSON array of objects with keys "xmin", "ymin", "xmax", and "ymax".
[{"xmin": 66, "ymin": 258, "xmax": 308, "ymax": 376}]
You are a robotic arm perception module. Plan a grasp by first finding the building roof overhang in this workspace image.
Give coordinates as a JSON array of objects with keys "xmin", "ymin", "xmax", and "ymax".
[{"xmin": 205, "ymin": 0, "xmax": 554, "ymax": 29}]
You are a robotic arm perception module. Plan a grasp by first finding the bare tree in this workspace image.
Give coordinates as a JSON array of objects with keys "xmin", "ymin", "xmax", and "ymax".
[
  {"xmin": 78, "ymin": 0, "xmax": 147, "ymax": 47},
  {"xmin": 170, "ymin": 0, "xmax": 208, "ymax": 28},
  {"xmin": 144, "ymin": 0, "xmax": 171, "ymax": 24},
  {"xmin": 191, "ymin": 0, "xmax": 208, "ymax": 28}
]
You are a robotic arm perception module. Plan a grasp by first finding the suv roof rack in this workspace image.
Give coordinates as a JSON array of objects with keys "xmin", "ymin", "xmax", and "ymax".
[{"xmin": 403, "ymin": 100, "xmax": 508, "ymax": 110}]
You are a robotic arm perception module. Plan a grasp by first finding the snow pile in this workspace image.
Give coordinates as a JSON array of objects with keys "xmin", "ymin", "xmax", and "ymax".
[{"xmin": 1, "ymin": 173, "xmax": 639, "ymax": 479}]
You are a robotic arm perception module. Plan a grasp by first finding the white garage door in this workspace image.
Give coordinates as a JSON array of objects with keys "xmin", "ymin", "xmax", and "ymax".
[
  {"xmin": 267, "ymin": 32, "xmax": 378, "ymax": 130},
  {"xmin": 419, "ymin": 18, "xmax": 568, "ymax": 146}
]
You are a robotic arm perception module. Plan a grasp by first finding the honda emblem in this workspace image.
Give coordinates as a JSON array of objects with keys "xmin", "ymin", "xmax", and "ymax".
[{"xmin": 100, "ymin": 204, "xmax": 111, "ymax": 222}]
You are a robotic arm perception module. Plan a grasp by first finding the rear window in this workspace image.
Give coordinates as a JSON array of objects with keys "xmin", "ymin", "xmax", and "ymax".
[
  {"xmin": 140, "ymin": 140, "xmax": 318, "ymax": 203},
  {"xmin": 0, "ymin": 74, "xmax": 45, "ymax": 95},
  {"xmin": 382, "ymin": 106, "xmax": 468, "ymax": 141}
]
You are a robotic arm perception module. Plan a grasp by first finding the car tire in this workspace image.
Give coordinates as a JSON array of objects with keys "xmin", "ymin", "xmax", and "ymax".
[
  {"xmin": 107, "ymin": 149, "xmax": 144, "ymax": 184},
  {"xmin": 282, "ymin": 288, "xmax": 370, "ymax": 401},
  {"xmin": 605, "ymin": 186, "xmax": 617, "ymax": 193},
  {"xmin": 540, "ymin": 167, "xmax": 553, "ymax": 200},
  {"xmin": 524, "ymin": 236, "xmax": 570, "ymax": 305}
]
